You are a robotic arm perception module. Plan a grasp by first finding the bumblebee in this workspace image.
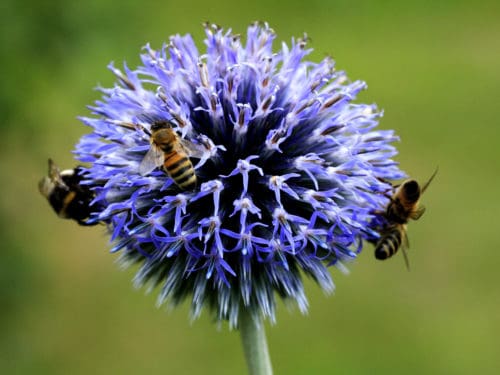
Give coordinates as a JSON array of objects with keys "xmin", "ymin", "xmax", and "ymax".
[
  {"xmin": 139, "ymin": 120, "xmax": 198, "ymax": 190},
  {"xmin": 38, "ymin": 159, "xmax": 96, "ymax": 226},
  {"xmin": 373, "ymin": 169, "xmax": 438, "ymax": 269}
]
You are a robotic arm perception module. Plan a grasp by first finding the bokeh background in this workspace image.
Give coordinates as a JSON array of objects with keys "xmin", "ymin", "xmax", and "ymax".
[{"xmin": 1, "ymin": 0, "xmax": 499, "ymax": 374}]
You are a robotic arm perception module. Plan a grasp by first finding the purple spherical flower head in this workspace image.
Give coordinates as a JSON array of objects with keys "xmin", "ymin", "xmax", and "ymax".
[{"xmin": 76, "ymin": 22, "xmax": 405, "ymax": 328}]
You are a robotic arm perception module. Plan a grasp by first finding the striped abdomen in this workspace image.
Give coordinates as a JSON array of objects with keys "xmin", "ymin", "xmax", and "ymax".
[
  {"xmin": 163, "ymin": 150, "xmax": 196, "ymax": 190},
  {"xmin": 374, "ymin": 226, "xmax": 403, "ymax": 260}
]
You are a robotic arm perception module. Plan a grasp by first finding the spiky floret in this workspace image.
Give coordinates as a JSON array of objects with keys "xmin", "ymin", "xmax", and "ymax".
[{"xmin": 75, "ymin": 23, "xmax": 405, "ymax": 327}]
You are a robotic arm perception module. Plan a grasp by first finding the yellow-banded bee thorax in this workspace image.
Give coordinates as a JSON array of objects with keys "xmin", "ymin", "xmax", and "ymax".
[
  {"xmin": 386, "ymin": 198, "xmax": 411, "ymax": 224},
  {"xmin": 151, "ymin": 129, "xmax": 177, "ymax": 151},
  {"xmin": 386, "ymin": 180, "xmax": 422, "ymax": 224}
]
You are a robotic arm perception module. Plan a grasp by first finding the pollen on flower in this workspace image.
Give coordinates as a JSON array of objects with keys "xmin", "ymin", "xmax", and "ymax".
[{"xmin": 75, "ymin": 22, "xmax": 405, "ymax": 327}]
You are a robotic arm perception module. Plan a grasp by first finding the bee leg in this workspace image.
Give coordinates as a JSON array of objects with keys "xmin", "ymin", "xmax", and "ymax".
[
  {"xmin": 402, "ymin": 247, "xmax": 411, "ymax": 272},
  {"xmin": 403, "ymin": 231, "xmax": 410, "ymax": 249},
  {"xmin": 383, "ymin": 192, "xmax": 399, "ymax": 202},
  {"xmin": 77, "ymin": 219, "xmax": 98, "ymax": 226},
  {"xmin": 376, "ymin": 176, "xmax": 397, "ymax": 186},
  {"xmin": 401, "ymin": 229, "xmax": 411, "ymax": 271},
  {"xmin": 376, "ymin": 177, "xmax": 399, "ymax": 194}
]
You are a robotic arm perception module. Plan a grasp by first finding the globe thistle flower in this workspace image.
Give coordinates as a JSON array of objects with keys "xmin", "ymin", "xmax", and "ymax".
[{"xmin": 75, "ymin": 22, "xmax": 404, "ymax": 328}]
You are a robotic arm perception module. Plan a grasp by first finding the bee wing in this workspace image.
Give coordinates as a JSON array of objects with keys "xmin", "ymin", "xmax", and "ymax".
[
  {"xmin": 139, "ymin": 145, "xmax": 165, "ymax": 175},
  {"xmin": 401, "ymin": 226, "xmax": 411, "ymax": 271},
  {"xmin": 48, "ymin": 159, "xmax": 66, "ymax": 185},
  {"xmin": 178, "ymin": 138, "xmax": 205, "ymax": 159},
  {"xmin": 39, "ymin": 159, "xmax": 68, "ymax": 199}
]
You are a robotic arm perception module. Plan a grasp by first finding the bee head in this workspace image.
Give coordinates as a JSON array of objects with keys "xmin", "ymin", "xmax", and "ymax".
[
  {"xmin": 402, "ymin": 180, "xmax": 420, "ymax": 203},
  {"xmin": 151, "ymin": 120, "xmax": 173, "ymax": 132}
]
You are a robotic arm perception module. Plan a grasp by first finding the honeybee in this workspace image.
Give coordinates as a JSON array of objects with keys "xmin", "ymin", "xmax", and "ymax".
[
  {"xmin": 38, "ymin": 159, "xmax": 97, "ymax": 226},
  {"xmin": 139, "ymin": 120, "xmax": 198, "ymax": 190},
  {"xmin": 373, "ymin": 169, "xmax": 438, "ymax": 269}
]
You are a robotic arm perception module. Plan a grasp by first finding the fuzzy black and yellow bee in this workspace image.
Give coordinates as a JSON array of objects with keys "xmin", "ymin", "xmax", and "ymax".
[
  {"xmin": 139, "ymin": 120, "xmax": 199, "ymax": 190},
  {"xmin": 38, "ymin": 159, "xmax": 96, "ymax": 226},
  {"xmin": 373, "ymin": 169, "xmax": 438, "ymax": 269}
]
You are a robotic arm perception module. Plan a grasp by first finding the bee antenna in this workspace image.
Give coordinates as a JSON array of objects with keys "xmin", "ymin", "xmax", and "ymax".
[{"xmin": 421, "ymin": 167, "xmax": 438, "ymax": 194}]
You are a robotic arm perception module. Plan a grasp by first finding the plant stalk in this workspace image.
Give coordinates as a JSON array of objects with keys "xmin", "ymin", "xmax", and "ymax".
[{"xmin": 239, "ymin": 308, "xmax": 273, "ymax": 375}]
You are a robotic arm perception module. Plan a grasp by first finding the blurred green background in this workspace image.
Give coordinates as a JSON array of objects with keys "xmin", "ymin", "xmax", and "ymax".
[{"xmin": 1, "ymin": 0, "xmax": 499, "ymax": 374}]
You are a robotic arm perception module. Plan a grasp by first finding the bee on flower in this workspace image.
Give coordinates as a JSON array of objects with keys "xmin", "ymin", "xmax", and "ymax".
[{"xmin": 46, "ymin": 22, "xmax": 404, "ymax": 327}]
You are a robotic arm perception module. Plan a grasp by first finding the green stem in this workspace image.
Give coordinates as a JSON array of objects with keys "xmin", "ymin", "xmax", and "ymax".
[{"xmin": 239, "ymin": 308, "xmax": 273, "ymax": 375}]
